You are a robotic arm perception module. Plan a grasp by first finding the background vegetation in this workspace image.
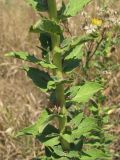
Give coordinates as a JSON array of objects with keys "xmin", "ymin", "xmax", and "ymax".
[{"xmin": 0, "ymin": 0, "xmax": 120, "ymax": 159}]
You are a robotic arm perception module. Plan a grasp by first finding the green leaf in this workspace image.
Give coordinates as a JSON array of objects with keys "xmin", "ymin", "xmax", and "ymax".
[
  {"xmin": 65, "ymin": 44, "xmax": 84, "ymax": 60},
  {"xmin": 16, "ymin": 109, "xmax": 55, "ymax": 137},
  {"xmin": 57, "ymin": 158, "xmax": 69, "ymax": 160},
  {"xmin": 61, "ymin": 134, "xmax": 74, "ymax": 144},
  {"xmin": 39, "ymin": 124, "xmax": 59, "ymax": 136},
  {"xmin": 37, "ymin": 124, "xmax": 59, "ymax": 147},
  {"xmin": 5, "ymin": 51, "xmax": 56, "ymax": 70},
  {"xmin": 73, "ymin": 138, "xmax": 84, "ymax": 151},
  {"xmin": 72, "ymin": 82, "xmax": 102, "ymax": 103},
  {"xmin": 24, "ymin": 67, "xmax": 52, "ymax": 92},
  {"xmin": 68, "ymin": 86, "xmax": 80, "ymax": 98},
  {"xmin": 30, "ymin": 19, "xmax": 63, "ymax": 35},
  {"xmin": 5, "ymin": 51, "xmax": 37, "ymax": 62},
  {"xmin": 53, "ymin": 145, "xmax": 80, "ymax": 159},
  {"xmin": 64, "ymin": 0, "xmax": 91, "ymax": 17},
  {"xmin": 47, "ymin": 80, "xmax": 56, "ymax": 90},
  {"xmin": 81, "ymin": 148, "xmax": 109, "ymax": 160},
  {"xmin": 61, "ymin": 33, "xmax": 99, "ymax": 49},
  {"xmin": 70, "ymin": 112, "xmax": 84, "ymax": 128},
  {"xmin": 43, "ymin": 136, "xmax": 60, "ymax": 147},
  {"xmin": 63, "ymin": 59, "xmax": 80, "ymax": 72},
  {"xmin": 52, "ymin": 145, "xmax": 66, "ymax": 157},
  {"xmin": 67, "ymin": 150, "xmax": 80, "ymax": 158},
  {"xmin": 26, "ymin": 0, "xmax": 48, "ymax": 12},
  {"xmin": 39, "ymin": 32, "xmax": 52, "ymax": 57},
  {"xmin": 72, "ymin": 117, "xmax": 98, "ymax": 139},
  {"xmin": 61, "ymin": 37, "xmax": 72, "ymax": 48},
  {"xmin": 47, "ymin": 78, "xmax": 69, "ymax": 90},
  {"xmin": 38, "ymin": 61, "xmax": 57, "ymax": 69},
  {"xmin": 61, "ymin": 33, "xmax": 99, "ymax": 60}
]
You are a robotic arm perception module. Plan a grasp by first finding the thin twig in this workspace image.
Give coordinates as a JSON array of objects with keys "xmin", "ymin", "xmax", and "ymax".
[{"xmin": 88, "ymin": 29, "xmax": 106, "ymax": 64}]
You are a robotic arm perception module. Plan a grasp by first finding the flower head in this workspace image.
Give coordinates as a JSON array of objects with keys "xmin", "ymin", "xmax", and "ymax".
[{"xmin": 91, "ymin": 18, "xmax": 103, "ymax": 26}]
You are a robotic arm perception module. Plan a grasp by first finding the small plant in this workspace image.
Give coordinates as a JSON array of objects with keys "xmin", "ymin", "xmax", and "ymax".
[{"xmin": 6, "ymin": 0, "xmax": 115, "ymax": 159}]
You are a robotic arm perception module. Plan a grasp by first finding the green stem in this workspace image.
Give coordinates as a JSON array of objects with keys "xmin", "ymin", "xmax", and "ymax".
[
  {"xmin": 47, "ymin": 0, "xmax": 66, "ymax": 125},
  {"xmin": 47, "ymin": 0, "xmax": 57, "ymax": 20},
  {"xmin": 47, "ymin": 0, "xmax": 69, "ymax": 150}
]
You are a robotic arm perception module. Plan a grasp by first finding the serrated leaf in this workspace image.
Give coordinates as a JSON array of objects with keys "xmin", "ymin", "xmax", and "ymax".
[
  {"xmin": 43, "ymin": 136, "xmax": 60, "ymax": 147},
  {"xmin": 74, "ymin": 139, "xmax": 84, "ymax": 151},
  {"xmin": 65, "ymin": 44, "xmax": 84, "ymax": 60},
  {"xmin": 30, "ymin": 19, "xmax": 62, "ymax": 35},
  {"xmin": 24, "ymin": 67, "xmax": 52, "ymax": 92},
  {"xmin": 47, "ymin": 78, "xmax": 69, "ymax": 90},
  {"xmin": 67, "ymin": 150, "xmax": 80, "ymax": 158},
  {"xmin": 68, "ymin": 86, "xmax": 80, "ymax": 98},
  {"xmin": 81, "ymin": 148, "xmax": 109, "ymax": 160},
  {"xmin": 5, "ymin": 51, "xmax": 56, "ymax": 69},
  {"xmin": 61, "ymin": 33, "xmax": 99, "ymax": 56},
  {"xmin": 72, "ymin": 117, "xmax": 97, "ymax": 139},
  {"xmin": 63, "ymin": 59, "xmax": 80, "ymax": 72},
  {"xmin": 72, "ymin": 82, "xmax": 102, "ymax": 103},
  {"xmin": 16, "ymin": 109, "xmax": 55, "ymax": 137},
  {"xmin": 38, "ymin": 61, "xmax": 57, "ymax": 69},
  {"xmin": 37, "ymin": 124, "xmax": 59, "ymax": 147},
  {"xmin": 70, "ymin": 112, "xmax": 84, "ymax": 128},
  {"xmin": 64, "ymin": 0, "xmax": 91, "ymax": 17},
  {"xmin": 5, "ymin": 51, "xmax": 37, "ymax": 62},
  {"xmin": 53, "ymin": 145, "xmax": 80, "ymax": 158},
  {"xmin": 61, "ymin": 37, "xmax": 72, "ymax": 48},
  {"xmin": 40, "ymin": 124, "xmax": 59, "ymax": 136},
  {"xmin": 61, "ymin": 134, "xmax": 74, "ymax": 144},
  {"xmin": 26, "ymin": 0, "xmax": 48, "ymax": 12},
  {"xmin": 47, "ymin": 81, "xmax": 56, "ymax": 90},
  {"xmin": 52, "ymin": 146, "xmax": 66, "ymax": 157},
  {"xmin": 39, "ymin": 32, "xmax": 52, "ymax": 57},
  {"xmin": 61, "ymin": 33, "xmax": 99, "ymax": 48},
  {"xmin": 57, "ymin": 158, "xmax": 69, "ymax": 160}
]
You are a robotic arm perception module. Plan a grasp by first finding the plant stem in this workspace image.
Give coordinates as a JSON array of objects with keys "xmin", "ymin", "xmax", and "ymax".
[
  {"xmin": 47, "ymin": 0, "xmax": 57, "ymax": 20},
  {"xmin": 47, "ymin": 0, "xmax": 69, "ymax": 150},
  {"xmin": 47, "ymin": 0, "xmax": 66, "ymax": 125}
]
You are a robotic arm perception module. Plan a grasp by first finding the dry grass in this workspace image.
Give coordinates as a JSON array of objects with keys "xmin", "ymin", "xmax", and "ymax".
[
  {"xmin": 0, "ymin": 0, "xmax": 47, "ymax": 159},
  {"xmin": 0, "ymin": 0, "xmax": 120, "ymax": 159}
]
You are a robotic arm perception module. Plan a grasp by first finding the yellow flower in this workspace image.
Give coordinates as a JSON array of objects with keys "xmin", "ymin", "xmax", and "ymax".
[{"xmin": 91, "ymin": 18, "xmax": 103, "ymax": 26}]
